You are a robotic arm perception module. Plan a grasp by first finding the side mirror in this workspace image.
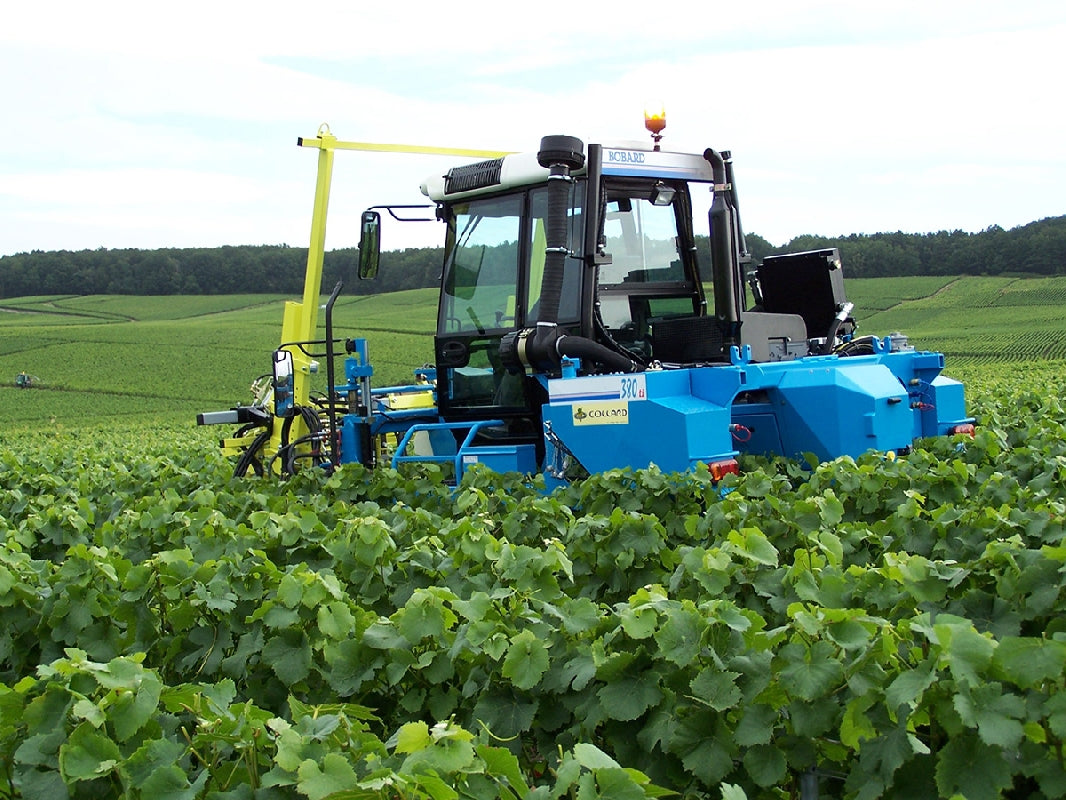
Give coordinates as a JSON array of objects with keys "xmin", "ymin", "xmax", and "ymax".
[
  {"xmin": 358, "ymin": 210, "xmax": 381, "ymax": 280},
  {"xmin": 272, "ymin": 349, "xmax": 295, "ymax": 418}
]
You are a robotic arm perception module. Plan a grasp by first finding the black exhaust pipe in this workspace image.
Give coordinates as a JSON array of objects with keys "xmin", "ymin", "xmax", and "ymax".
[
  {"xmin": 704, "ymin": 148, "xmax": 743, "ymax": 346},
  {"xmin": 500, "ymin": 135, "xmax": 642, "ymax": 376},
  {"xmin": 534, "ymin": 135, "xmax": 583, "ymax": 325}
]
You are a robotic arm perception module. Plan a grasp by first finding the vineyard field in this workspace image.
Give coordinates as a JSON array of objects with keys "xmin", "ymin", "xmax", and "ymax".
[
  {"xmin": 0, "ymin": 277, "xmax": 1066, "ymax": 797},
  {"xmin": 842, "ymin": 276, "xmax": 958, "ymax": 313},
  {"xmin": 0, "ymin": 370, "xmax": 1064, "ymax": 798},
  {"xmin": 0, "ymin": 290, "xmax": 439, "ymax": 429}
]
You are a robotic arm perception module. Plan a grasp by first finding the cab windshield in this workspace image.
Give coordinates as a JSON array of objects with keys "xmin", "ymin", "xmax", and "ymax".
[
  {"xmin": 437, "ymin": 182, "xmax": 584, "ymax": 415},
  {"xmin": 440, "ymin": 185, "xmax": 583, "ymax": 334},
  {"xmin": 441, "ymin": 194, "xmax": 522, "ymax": 334}
]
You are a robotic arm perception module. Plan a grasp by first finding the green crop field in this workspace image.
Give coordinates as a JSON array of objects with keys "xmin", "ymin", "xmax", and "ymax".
[
  {"xmin": 0, "ymin": 289, "xmax": 439, "ymax": 432},
  {"xmin": 1, "ymin": 364, "xmax": 1064, "ymax": 798},
  {"xmin": 1, "ymin": 276, "xmax": 1066, "ymax": 798},
  {"xmin": 843, "ymin": 275, "xmax": 959, "ymax": 313},
  {"xmin": 853, "ymin": 277, "xmax": 1066, "ymax": 364}
]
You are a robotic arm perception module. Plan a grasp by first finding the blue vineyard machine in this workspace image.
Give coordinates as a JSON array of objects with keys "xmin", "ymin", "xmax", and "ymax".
[{"xmin": 199, "ymin": 114, "xmax": 974, "ymax": 485}]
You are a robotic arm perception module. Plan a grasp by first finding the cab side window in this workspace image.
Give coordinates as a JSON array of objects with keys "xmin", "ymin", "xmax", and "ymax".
[
  {"xmin": 441, "ymin": 194, "xmax": 523, "ymax": 334},
  {"xmin": 597, "ymin": 183, "xmax": 702, "ymax": 358}
]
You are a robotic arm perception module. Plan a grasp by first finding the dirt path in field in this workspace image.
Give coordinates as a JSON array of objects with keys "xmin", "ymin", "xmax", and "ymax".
[{"xmin": 929, "ymin": 277, "xmax": 962, "ymax": 298}]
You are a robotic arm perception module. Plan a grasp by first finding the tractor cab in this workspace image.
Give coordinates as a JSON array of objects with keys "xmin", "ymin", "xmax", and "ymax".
[{"xmin": 418, "ymin": 132, "xmax": 819, "ymax": 451}]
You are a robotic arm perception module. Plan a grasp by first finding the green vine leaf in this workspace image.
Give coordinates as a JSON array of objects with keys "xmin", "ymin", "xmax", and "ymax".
[
  {"xmin": 296, "ymin": 753, "xmax": 360, "ymax": 800},
  {"xmin": 501, "ymin": 630, "xmax": 549, "ymax": 690},
  {"xmin": 58, "ymin": 722, "xmax": 121, "ymax": 782}
]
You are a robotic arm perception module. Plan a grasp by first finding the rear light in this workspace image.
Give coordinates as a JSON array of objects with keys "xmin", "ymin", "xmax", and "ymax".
[
  {"xmin": 950, "ymin": 423, "xmax": 976, "ymax": 437},
  {"xmin": 709, "ymin": 459, "xmax": 740, "ymax": 481}
]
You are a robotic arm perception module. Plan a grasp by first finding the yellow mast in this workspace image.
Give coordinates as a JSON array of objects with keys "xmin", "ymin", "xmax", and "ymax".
[{"xmin": 269, "ymin": 125, "xmax": 512, "ymax": 462}]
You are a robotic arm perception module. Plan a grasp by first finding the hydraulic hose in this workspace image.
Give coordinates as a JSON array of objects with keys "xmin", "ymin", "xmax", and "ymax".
[
  {"xmin": 836, "ymin": 335, "xmax": 877, "ymax": 357},
  {"xmin": 820, "ymin": 302, "xmax": 855, "ymax": 355},
  {"xmin": 278, "ymin": 405, "xmax": 323, "ymax": 474},
  {"xmin": 234, "ymin": 429, "xmax": 272, "ymax": 478},
  {"xmin": 557, "ymin": 335, "xmax": 641, "ymax": 374}
]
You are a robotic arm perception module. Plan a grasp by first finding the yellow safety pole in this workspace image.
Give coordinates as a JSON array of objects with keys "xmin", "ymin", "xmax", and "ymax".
[{"xmin": 272, "ymin": 126, "xmax": 338, "ymax": 461}]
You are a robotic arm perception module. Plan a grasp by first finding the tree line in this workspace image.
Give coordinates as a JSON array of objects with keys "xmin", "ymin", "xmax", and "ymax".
[
  {"xmin": 1, "ymin": 215, "xmax": 1063, "ymax": 299},
  {"xmin": 0, "ymin": 245, "xmax": 441, "ymax": 300}
]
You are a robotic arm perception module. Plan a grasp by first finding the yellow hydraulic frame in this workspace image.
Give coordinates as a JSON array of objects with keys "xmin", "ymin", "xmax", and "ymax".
[{"xmin": 226, "ymin": 124, "xmax": 511, "ymax": 468}]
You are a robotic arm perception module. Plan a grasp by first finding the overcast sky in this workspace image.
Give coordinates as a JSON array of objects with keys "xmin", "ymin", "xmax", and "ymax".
[{"xmin": 1, "ymin": 1, "xmax": 1063, "ymax": 257}]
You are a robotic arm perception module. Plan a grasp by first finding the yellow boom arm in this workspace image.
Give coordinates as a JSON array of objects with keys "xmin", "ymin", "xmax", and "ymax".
[{"xmin": 270, "ymin": 124, "xmax": 511, "ymax": 461}]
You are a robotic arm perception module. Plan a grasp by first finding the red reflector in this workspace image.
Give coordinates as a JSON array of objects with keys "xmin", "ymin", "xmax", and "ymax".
[
  {"xmin": 951, "ymin": 423, "xmax": 976, "ymax": 437},
  {"xmin": 709, "ymin": 459, "xmax": 740, "ymax": 481}
]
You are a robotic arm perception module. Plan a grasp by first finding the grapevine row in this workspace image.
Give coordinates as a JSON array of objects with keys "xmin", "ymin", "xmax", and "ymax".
[{"xmin": 0, "ymin": 381, "xmax": 1063, "ymax": 798}]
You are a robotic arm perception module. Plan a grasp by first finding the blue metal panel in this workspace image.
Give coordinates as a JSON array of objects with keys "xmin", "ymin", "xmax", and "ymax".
[
  {"xmin": 541, "ymin": 343, "xmax": 970, "ymax": 476},
  {"xmin": 345, "ymin": 343, "xmax": 373, "ymax": 379},
  {"xmin": 339, "ymin": 415, "xmax": 363, "ymax": 464},
  {"xmin": 928, "ymin": 376, "xmax": 971, "ymax": 435},
  {"xmin": 689, "ymin": 364, "xmax": 746, "ymax": 407},
  {"xmin": 543, "ymin": 368, "xmax": 739, "ymax": 474},
  {"xmin": 723, "ymin": 353, "xmax": 909, "ymax": 460},
  {"xmin": 726, "ymin": 347, "xmax": 971, "ymax": 461},
  {"xmin": 730, "ymin": 412, "xmax": 783, "ymax": 456},
  {"xmin": 770, "ymin": 361, "xmax": 913, "ymax": 459},
  {"xmin": 851, "ymin": 348, "xmax": 971, "ymax": 439},
  {"xmin": 460, "ymin": 444, "xmax": 538, "ymax": 474}
]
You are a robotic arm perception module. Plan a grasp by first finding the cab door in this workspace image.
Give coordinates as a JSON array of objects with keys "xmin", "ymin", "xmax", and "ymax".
[
  {"xmin": 435, "ymin": 185, "xmax": 584, "ymax": 432},
  {"xmin": 436, "ymin": 192, "xmax": 531, "ymax": 426}
]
